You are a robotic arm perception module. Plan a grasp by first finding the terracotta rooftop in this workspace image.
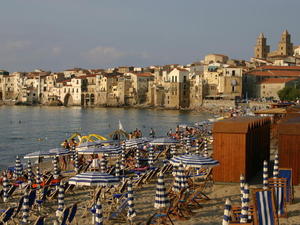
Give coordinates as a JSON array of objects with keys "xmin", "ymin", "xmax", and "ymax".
[
  {"xmin": 258, "ymin": 78, "xmax": 297, "ymax": 84},
  {"xmin": 247, "ymin": 70, "xmax": 300, "ymax": 77},
  {"xmin": 133, "ymin": 72, "xmax": 154, "ymax": 77},
  {"xmin": 258, "ymin": 66, "xmax": 300, "ymax": 71}
]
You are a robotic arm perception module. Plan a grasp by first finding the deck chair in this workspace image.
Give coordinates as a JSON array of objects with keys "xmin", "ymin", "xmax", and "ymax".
[
  {"xmin": 60, "ymin": 207, "xmax": 70, "ymax": 225},
  {"xmin": 146, "ymin": 207, "xmax": 174, "ymax": 225},
  {"xmin": 108, "ymin": 198, "xmax": 128, "ymax": 223},
  {"xmin": 47, "ymin": 188, "xmax": 59, "ymax": 200},
  {"xmin": 12, "ymin": 195, "xmax": 24, "ymax": 218},
  {"xmin": 252, "ymin": 188, "xmax": 279, "ymax": 225},
  {"xmin": 64, "ymin": 182, "xmax": 75, "ymax": 194},
  {"xmin": 268, "ymin": 177, "xmax": 288, "ymax": 218},
  {"xmin": 68, "ymin": 203, "xmax": 78, "ymax": 224},
  {"xmin": 7, "ymin": 185, "xmax": 17, "ymax": 197},
  {"xmin": 33, "ymin": 216, "xmax": 44, "ymax": 225},
  {"xmin": 0, "ymin": 207, "xmax": 15, "ymax": 224},
  {"xmin": 231, "ymin": 205, "xmax": 255, "ymax": 223},
  {"xmin": 279, "ymin": 168, "xmax": 293, "ymax": 203},
  {"xmin": 28, "ymin": 189, "xmax": 37, "ymax": 207}
]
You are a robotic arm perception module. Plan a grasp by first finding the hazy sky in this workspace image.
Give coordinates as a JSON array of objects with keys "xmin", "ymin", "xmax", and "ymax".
[{"xmin": 0, "ymin": 0, "xmax": 299, "ymax": 72}]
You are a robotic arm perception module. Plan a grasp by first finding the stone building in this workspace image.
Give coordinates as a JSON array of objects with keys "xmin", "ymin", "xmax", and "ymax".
[
  {"xmin": 256, "ymin": 78, "xmax": 299, "ymax": 100},
  {"xmin": 164, "ymin": 68, "xmax": 190, "ymax": 109}
]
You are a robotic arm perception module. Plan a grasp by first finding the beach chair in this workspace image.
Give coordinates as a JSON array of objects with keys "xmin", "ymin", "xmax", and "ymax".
[
  {"xmin": 12, "ymin": 195, "xmax": 24, "ymax": 218},
  {"xmin": 7, "ymin": 185, "xmax": 17, "ymax": 198},
  {"xmin": 279, "ymin": 168, "xmax": 293, "ymax": 203},
  {"xmin": 0, "ymin": 207, "xmax": 15, "ymax": 224},
  {"xmin": 268, "ymin": 177, "xmax": 288, "ymax": 218},
  {"xmin": 28, "ymin": 189, "xmax": 37, "ymax": 207},
  {"xmin": 68, "ymin": 203, "xmax": 78, "ymax": 224},
  {"xmin": 108, "ymin": 198, "xmax": 128, "ymax": 223},
  {"xmin": 64, "ymin": 182, "xmax": 75, "ymax": 194},
  {"xmin": 252, "ymin": 188, "xmax": 279, "ymax": 225},
  {"xmin": 59, "ymin": 207, "xmax": 70, "ymax": 225},
  {"xmin": 146, "ymin": 207, "xmax": 174, "ymax": 225},
  {"xmin": 33, "ymin": 216, "xmax": 44, "ymax": 225},
  {"xmin": 231, "ymin": 205, "xmax": 255, "ymax": 224}
]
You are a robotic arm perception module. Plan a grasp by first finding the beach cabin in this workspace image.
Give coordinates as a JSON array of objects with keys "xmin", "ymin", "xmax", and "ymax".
[
  {"xmin": 278, "ymin": 116, "xmax": 300, "ymax": 185},
  {"xmin": 212, "ymin": 117, "xmax": 271, "ymax": 182}
]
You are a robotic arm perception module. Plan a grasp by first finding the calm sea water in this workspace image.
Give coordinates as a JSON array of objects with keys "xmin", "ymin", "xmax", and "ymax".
[{"xmin": 0, "ymin": 106, "xmax": 211, "ymax": 169}]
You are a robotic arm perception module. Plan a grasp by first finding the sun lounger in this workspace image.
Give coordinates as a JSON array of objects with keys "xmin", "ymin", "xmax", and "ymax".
[
  {"xmin": 146, "ymin": 207, "xmax": 175, "ymax": 225},
  {"xmin": 268, "ymin": 177, "xmax": 288, "ymax": 218},
  {"xmin": 252, "ymin": 188, "xmax": 279, "ymax": 225},
  {"xmin": 279, "ymin": 168, "xmax": 293, "ymax": 203},
  {"xmin": 68, "ymin": 203, "xmax": 78, "ymax": 224},
  {"xmin": 60, "ymin": 207, "xmax": 70, "ymax": 225},
  {"xmin": 12, "ymin": 195, "xmax": 24, "ymax": 218},
  {"xmin": 33, "ymin": 216, "xmax": 44, "ymax": 225},
  {"xmin": 0, "ymin": 207, "xmax": 15, "ymax": 224},
  {"xmin": 108, "ymin": 198, "xmax": 128, "ymax": 223}
]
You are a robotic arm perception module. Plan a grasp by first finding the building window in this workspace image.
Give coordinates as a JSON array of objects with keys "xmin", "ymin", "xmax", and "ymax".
[
  {"xmin": 175, "ymin": 76, "xmax": 177, "ymax": 82},
  {"xmin": 183, "ymin": 76, "xmax": 186, "ymax": 82},
  {"xmin": 183, "ymin": 91, "xmax": 186, "ymax": 95},
  {"xmin": 232, "ymin": 70, "xmax": 235, "ymax": 76}
]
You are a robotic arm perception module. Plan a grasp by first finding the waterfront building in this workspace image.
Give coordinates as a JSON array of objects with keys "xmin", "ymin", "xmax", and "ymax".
[{"xmin": 243, "ymin": 65, "xmax": 300, "ymax": 99}]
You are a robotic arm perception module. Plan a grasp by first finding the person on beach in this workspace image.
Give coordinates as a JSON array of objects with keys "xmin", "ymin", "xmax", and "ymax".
[
  {"xmin": 149, "ymin": 128, "xmax": 155, "ymax": 138},
  {"xmin": 167, "ymin": 129, "xmax": 172, "ymax": 136},
  {"xmin": 63, "ymin": 140, "xmax": 70, "ymax": 150}
]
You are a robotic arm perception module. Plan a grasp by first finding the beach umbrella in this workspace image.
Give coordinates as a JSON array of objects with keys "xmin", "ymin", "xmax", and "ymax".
[
  {"xmin": 22, "ymin": 190, "xmax": 30, "ymax": 224},
  {"xmin": 170, "ymin": 144, "xmax": 176, "ymax": 156},
  {"xmin": 172, "ymin": 163, "xmax": 188, "ymax": 192},
  {"xmin": 222, "ymin": 198, "xmax": 232, "ymax": 225},
  {"xmin": 27, "ymin": 161, "xmax": 33, "ymax": 185},
  {"xmin": 74, "ymin": 150, "xmax": 79, "ymax": 173},
  {"xmin": 35, "ymin": 167, "xmax": 42, "ymax": 186},
  {"xmin": 240, "ymin": 174, "xmax": 245, "ymax": 202},
  {"xmin": 101, "ymin": 145, "xmax": 122, "ymax": 155},
  {"xmin": 78, "ymin": 146, "xmax": 121, "ymax": 155},
  {"xmin": 68, "ymin": 172, "xmax": 119, "ymax": 187},
  {"xmin": 14, "ymin": 155, "xmax": 23, "ymax": 178},
  {"xmin": 127, "ymin": 179, "xmax": 136, "ymax": 221},
  {"xmin": 263, "ymin": 160, "xmax": 268, "ymax": 190},
  {"xmin": 154, "ymin": 173, "xmax": 169, "ymax": 209},
  {"xmin": 135, "ymin": 148, "xmax": 140, "ymax": 168},
  {"xmin": 57, "ymin": 183, "xmax": 65, "ymax": 213},
  {"xmin": 24, "ymin": 151, "xmax": 52, "ymax": 159},
  {"xmin": 195, "ymin": 142, "xmax": 200, "ymax": 155},
  {"xmin": 149, "ymin": 137, "xmax": 179, "ymax": 146},
  {"xmin": 95, "ymin": 200, "xmax": 103, "ymax": 225},
  {"xmin": 3, "ymin": 173, "xmax": 9, "ymax": 202},
  {"xmin": 52, "ymin": 157, "xmax": 60, "ymax": 179},
  {"xmin": 120, "ymin": 144, "xmax": 125, "ymax": 170},
  {"xmin": 49, "ymin": 148, "xmax": 72, "ymax": 157},
  {"xmin": 185, "ymin": 138, "xmax": 191, "ymax": 153},
  {"xmin": 115, "ymin": 160, "xmax": 120, "ymax": 178},
  {"xmin": 100, "ymin": 158, "xmax": 106, "ymax": 173},
  {"xmin": 170, "ymin": 154, "xmax": 219, "ymax": 168},
  {"xmin": 148, "ymin": 146, "xmax": 154, "ymax": 166},
  {"xmin": 240, "ymin": 183, "xmax": 250, "ymax": 223},
  {"xmin": 273, "ymin": 154, "xmax": 279, "ymax": 178}
]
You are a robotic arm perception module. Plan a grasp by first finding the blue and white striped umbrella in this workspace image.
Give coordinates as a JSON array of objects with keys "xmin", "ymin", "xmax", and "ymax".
[
  {"xmin": 57, "ymin": 183, "xmax": 64, "ymax": 212},
  {"xmin": 49, "ymin": 148, "xmax": 71, "ymax": 156},
  {"xmin": 69, "ymin": 172, "xmax": 119, "ymax": 186},
  {"xmin": 24, "ymin": 151, "xmax": 52, "ymax": 159},
  {"xmin": 170, "ymin": 154, "xmax": 219, "ymax": 168},
  {"xmin": 149, "ymin": 137, "xmax": 179, "ymax": 146},
  {"xmin": 95, "ymin": 200, "xmax": 103, "ymax": 225},
  {"xmin": 22, "ymin": 190, "xmax": 30, "ymax": 223},
  {"xmin": 115, "ymin": 161, "xmax": 120, "ymax": 178},
  {"xmin": 35, "ymin": 167, "xmax": 42, "ymax": 186},
  {"xmin": 195, "ymin": 142, "xmax": 200, "ymax": 155},
  {"xmin": 263, "ymin": 160, "xmax": 268, "ymax": 190},
  {"xmin": 120, "ymin": 145, "xmax": 125, "ymax": 170},
  {"xmin": 100, "ymin": 158, "xmax": 107, "ymax": 173},
  {"xmin": 135, "ymin": 149, "xmax": 140, "ymax": 168},
  {"xmin": 125, "ymin": 138, "xmax": 150, "ymax": 148},
  {"xmin": 172, "ymin": 163, "xmax": 188, "ymax": 192},
  {"xmin": 273, "ymin": 154, "xmax": 279, "ymax": 178},
  {"xmin": 127, "ymin": 179, "xmax": 136, "ymax": 220},
  {"xmin": 240, "ymin": 183, "xmax": 250, "ymax": 223},
  {"xmin": 78, "ymin": 146, "xmax": 121, "ymax": 155},
  {"xmin": 27, "ymin": 161, "xmax": 33, "ymax": 185},
  {"xmin": 222, "ymin": 198, "xmax": 232, "ymax": 225},
  {"xmin": 3, "ymin": 173, "xmax": 9, "ymax": 202},
  {"xmin": 14, "ymin": 155, "xmax": 23, "ymax": 178},
  {"xmin": 154, "ymin": 173, "xmax": 169, "ymax": 209},
  {"xmin": 74, "ymin": 150, "xmax": 79, "ymax": 173},
  {"xmin": 185, "ymin": 138, "xmax": 191, "ymax": 153},
  {"xmin": 148, "ymin": 146, "xmax": 154, "ymax": 166},
  {"xmin": 52, "ymin": 157, "xmax": 60, "ymax": 179},
  {"xmin": 240, "ymin": 174, "xmax": 245, "ymax": 202},
  {"xmin": 170, "ymin": 145, "xmax": 176, "ymax": 156}
]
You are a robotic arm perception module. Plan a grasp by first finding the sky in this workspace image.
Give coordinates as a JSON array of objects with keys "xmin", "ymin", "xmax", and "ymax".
[{"xmin": 0, "ymin": 0, "xmax": 299, "ymax": 72}]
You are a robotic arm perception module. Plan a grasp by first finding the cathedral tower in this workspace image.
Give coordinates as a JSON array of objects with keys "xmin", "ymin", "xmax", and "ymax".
[
  {"xmin": 254, "ymin": 33, "xmax": 270, "ymax": 59},
  {"xmin": 277, "ymin": 30, "xmax": 293, "ymax": 56}
]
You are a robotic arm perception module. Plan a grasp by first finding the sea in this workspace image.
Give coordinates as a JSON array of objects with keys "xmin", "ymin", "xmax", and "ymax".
[{"xmin": 0, "ymin": 106, "xmax": 211, "ymax": 169}]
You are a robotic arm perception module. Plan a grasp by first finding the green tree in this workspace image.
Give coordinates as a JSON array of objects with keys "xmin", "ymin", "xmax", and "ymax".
[{"xmin": 278, "ymin": 86, "xmax": 300, "ymax": 101}]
